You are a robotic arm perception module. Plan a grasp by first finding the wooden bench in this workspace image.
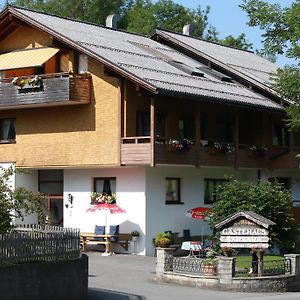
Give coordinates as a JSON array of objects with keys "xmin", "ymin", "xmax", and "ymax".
[{"xmin": 80, "ymin": 232, "xmax": 132, "ymax": 254}]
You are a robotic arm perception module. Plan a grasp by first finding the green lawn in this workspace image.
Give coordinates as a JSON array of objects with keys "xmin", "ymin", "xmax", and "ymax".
[
  {"xmin": 236, "ymin": 255, "xmax": 283, "ymax": 268},
  {"xmin": 235, "ymin": 255, "xmax": 286, "ymax": 276}
]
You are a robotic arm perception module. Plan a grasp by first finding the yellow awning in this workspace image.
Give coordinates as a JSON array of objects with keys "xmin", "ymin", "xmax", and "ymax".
[{"xmin": 0, "ymin": 47, "xmax": 60, "ymax": 71}]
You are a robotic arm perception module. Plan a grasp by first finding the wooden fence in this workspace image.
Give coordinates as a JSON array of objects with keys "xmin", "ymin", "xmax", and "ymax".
[{"xmin": 0, "ymin": 225, "xmax": 80, "ymax": 265}]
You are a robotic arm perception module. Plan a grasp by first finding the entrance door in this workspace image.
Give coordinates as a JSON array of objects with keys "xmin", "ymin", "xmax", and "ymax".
[
  {"xmin": 39, "ymin": 170, "xmax": 64, "ymax": 226},
  {"xmin": 46, "ymin": 195, "xmax": 64, "ymax": 226}
]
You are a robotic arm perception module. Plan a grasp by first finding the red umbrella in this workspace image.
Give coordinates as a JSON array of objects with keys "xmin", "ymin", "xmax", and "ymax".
[
  {"xmin": 186, "ymin": 207, "xmax": 213, "ymax": 243},
  {"xmin": 87, "ymin": 203, "xmax": 126, "ymax": 234},
  {"xmin": 87, "ymin": 203, "xmax": 125, "ymax": 214},
  {"xmin": 186, "ymin": 207, "xmax": 212, "ymax": 220}
]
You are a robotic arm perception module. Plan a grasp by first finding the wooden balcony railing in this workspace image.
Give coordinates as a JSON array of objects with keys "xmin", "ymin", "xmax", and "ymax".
[
  {"xmin": 121, "ymin": 137, "xmax": 300, "ymax": 169},
  {"xmin": 0, "ymin": 72, "xmax": 91, "ymax": 109},
  {"xmin": 121, "ymin": 137, "xmax": 151, "ymax": 165}
]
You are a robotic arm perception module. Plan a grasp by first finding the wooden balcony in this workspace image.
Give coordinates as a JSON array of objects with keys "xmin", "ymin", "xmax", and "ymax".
[
  {"xmin": 121, "ymin": 137, "xmax": 300, "ymax": 169},
  {"xmin": 0, "ymin": 73, "xmax": 91, "ymax": 110},
  {"xmin": 121, "ymin": 137, "xmax": 151, "ymax": 165}
]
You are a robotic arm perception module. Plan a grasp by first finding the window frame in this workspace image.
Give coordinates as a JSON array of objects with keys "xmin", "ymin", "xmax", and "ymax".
[
  {"xmin": 93, "ymin": 177, "xmax": 116, "ymax": 195},
  {"xmin": 0, "ymin": 118, "xmax": 16, "ymax": 144},
  {"xmin": 165, "ymin": 177, "xmax": 183, "ymax": 205},
  {"xmin": 204, "ymin": 178, "xmax": 227, "ymax": 205}
]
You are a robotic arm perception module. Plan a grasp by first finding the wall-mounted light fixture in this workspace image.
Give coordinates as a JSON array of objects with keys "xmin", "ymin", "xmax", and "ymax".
[{"xmin": 68, "ymin": 193, "xmax": 73, "ymax": 205}]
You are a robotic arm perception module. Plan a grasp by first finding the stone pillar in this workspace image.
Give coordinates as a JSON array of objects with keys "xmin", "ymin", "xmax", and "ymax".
[
  {"xmin": 217, "ymin": 256, "xmax": 235, "ymax": 284},
  {"xmin": 156, "ymin": 248, "xmax": 175, "ymax": 279},
  {"xmin": 284, "ymin": 254, "xmax": 300, "ymax": 277}
]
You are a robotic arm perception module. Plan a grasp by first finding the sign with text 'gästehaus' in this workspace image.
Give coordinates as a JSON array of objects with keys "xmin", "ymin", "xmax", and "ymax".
[{"xmin": 215, "ymin": 211, "xmax": 275, "ymax": 249}]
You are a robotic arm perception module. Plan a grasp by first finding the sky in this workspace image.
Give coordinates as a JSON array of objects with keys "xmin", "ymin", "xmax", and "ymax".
[
  {"xmin": 0, "ymin": 0, "xmax": 295, "ymax": 66},
  {"xmin": 171, "ymin": 0, "xmax": 295, "ymax": 66}
]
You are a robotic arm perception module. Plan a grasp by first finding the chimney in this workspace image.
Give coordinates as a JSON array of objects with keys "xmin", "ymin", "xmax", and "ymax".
[
  {"xmin": 183, "ymin": 24, "xmax": 195, "ymax": 36},
  {"xmin": 106, "ymin": 14, "xmax": 121, "ymax": 29}
]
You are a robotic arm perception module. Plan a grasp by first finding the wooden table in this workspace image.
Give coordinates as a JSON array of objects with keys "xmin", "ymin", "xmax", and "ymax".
[{"xmin": 81, "ymin": 233, "xmax": 115, "ymax": 256}]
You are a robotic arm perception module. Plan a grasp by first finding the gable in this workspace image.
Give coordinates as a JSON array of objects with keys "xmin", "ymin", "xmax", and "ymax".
[{"xmin": 0, "ymin": 25, "xmax": 53, "ymax": 53}]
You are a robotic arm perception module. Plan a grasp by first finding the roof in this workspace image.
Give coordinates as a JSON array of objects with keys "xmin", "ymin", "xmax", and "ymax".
[
  {"xmin": 215, "ymin": 211, "xmax": 276, "ymax": 230},
  {"xmin": 1, "ymin": 6, "xmax": 284, "ymax": 112},
  {"xmin": 152, "ymin": 29, "xmax": 280, "ymax": 99}
]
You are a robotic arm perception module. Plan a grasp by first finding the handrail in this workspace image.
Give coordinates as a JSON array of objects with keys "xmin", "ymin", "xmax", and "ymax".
[
  {"xmin": 122, "ymin": 136, "xmax": 151, "ymax": 144},
  {"xmin": 0, "ymin": 72, "xmax": 92, "ymax": 84},
  {"xmin": 0, "ymin": 72, "xmax": 70, "ymax": 83}
]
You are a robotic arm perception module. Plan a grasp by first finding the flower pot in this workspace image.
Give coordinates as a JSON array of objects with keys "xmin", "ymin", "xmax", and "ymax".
[{"xmin": 132, "ymin": 236, "xmax": 138, "ymax": 242}]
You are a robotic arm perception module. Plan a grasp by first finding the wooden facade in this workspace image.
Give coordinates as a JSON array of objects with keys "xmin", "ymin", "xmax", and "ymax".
[{"xmin": 0, "ymin": 14, "xmax": 298, "ymax": 171}]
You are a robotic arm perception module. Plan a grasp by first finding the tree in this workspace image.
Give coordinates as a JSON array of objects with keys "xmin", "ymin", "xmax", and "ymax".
[
  {"xmin": 209, "ymin": 178, "xmax": 298, "ymax": 252},
  {"xmin": 120, "ymin": 0, "xmax": 210, "ymax": 37},
  {"xmin": 241, "ymin": 0, "xmax": 300, "ymax": 128},
  {"xmin": 9, "ymin": 0, "xmax": 126, "ymax": 24},
  {"xmin": 0, "ymin": 166, "xmax": 46, "ymax": 233},
  {"xmin": 218, "ymin": 33, "xmax": 253, "ymax": 51},
  {"xmin": 8, "ymin": 0, "xmax": 253, "ymax": 50}
]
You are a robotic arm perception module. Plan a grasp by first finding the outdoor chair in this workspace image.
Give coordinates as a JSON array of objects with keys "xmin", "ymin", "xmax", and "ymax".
[
  {"xmin": 183, "ymin": 229, "xmax": 191, "ymax": 241},
  {"xmin": 109, "ymin": 225, "xmax": 119, "ymax": 242},
  {"xmin": 94, "ymin": 225, "xmax": 105, "ymax": 241}
]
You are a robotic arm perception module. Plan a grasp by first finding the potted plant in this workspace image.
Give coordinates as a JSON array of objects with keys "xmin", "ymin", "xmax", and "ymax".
[
  {"xmin": 221, "ymin": 246, "xmax": 236, "ymax": 257},
  {"xmin": 202, "ymin": 247, "xmax": 217, "ymax": 275},
  {"xmin": 154, "ymin": 232, "xmax": 171, "ymax": 248},
  {"xmin": 131, "ymin": 230, "xmax": 140, "ymax": 242}
]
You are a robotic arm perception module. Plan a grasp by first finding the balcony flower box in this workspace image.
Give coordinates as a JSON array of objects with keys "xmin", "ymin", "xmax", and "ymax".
[
  {"xmin": 12, "ymin": 75, "xmax": 43, "ymax": 90},
  {"xmin": 167, "ymin": 139, "xmax": 194, "ymax": 152},
  {"xmin": 90, "ymin": 192, "xmax": 117, "ymax": 205},
  {"xmin": 207, "ymin": 142, "xmax": 234, "ymax": 154},
  {"xmin": 248, "ymin": 145, "xmax": 268, "ymax": 158}
]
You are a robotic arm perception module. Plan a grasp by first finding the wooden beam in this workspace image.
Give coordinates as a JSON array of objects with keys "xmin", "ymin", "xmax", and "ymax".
[
  {"xmin": 150, "ymin": 97, "xmax": 155, "ymax": 167},
  {"xmin": 195, "ymin": 105, "xmax": 201, "ymax": 167},
  {"xmin": 234, "ymin": 110, "xmax": 239, "ymax": 169}
]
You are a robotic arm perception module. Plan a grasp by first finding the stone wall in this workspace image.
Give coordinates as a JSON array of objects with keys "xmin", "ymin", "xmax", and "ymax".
[
  {"xmin": 155, "ymin": 248, "xmax": 300, "ymax": 292},
  {"xmin": 0, "ymin": 255, "xmax": 88, "ymax": 300}
]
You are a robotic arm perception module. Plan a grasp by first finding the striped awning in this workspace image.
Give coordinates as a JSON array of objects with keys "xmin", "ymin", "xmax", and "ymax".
[{"xmin": 0, "ymin": 47, "xmax": 60, "ymax": 71}]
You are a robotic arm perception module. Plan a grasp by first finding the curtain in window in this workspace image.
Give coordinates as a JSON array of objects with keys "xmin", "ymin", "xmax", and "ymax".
[{"xmin": 1, "ymin": 119, "xmax": 15, "ymax": 140}]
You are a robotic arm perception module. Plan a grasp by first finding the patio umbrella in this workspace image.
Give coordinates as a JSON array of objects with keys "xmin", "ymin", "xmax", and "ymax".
[
  {"xmin": 186, "ymin": 207, "xmax": 212, "ymax": 242},
  {"xmin": 87, "ymin": 203, "xmax": 126, "ymax": 234}
]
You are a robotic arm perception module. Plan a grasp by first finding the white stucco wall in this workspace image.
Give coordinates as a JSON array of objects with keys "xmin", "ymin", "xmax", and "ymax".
[
  {"xmin": 144, "ymin": 166, "xmax": 254, "ymax": 256},
  {"xmin": 15, "ymin": 169, "xmax": 39, "ymax": 224},
  {"xmin": 63, "ymin": 167, "xmax": 147, "ymax": 254}
]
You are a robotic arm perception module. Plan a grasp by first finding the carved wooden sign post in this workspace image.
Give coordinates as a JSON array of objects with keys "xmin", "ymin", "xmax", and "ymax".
[
  {"xmin": 215, "ymin": 211, "xmax": 276, "ymax": 276},
  {"xmin": 215, "ymin": 211, "xmax": 275, "ymax": 249}
]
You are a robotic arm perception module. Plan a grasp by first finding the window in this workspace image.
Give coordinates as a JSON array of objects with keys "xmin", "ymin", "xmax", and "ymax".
[
  {"xmin": 94, "ymin": 177, "xmax": 116, "ymax": 195},
  {"xmin": 0, "ymin": 118, "xmax": 15, "ymax": 143},
  {"xmin": 166, "ymin": 178, "xmax": 182, "ymax": 204},
  {"xmin": 78, "ymin": 53, "xmax": 88, "ymax": 74},
  {"xmin": 39, "ymin": 170, "xmax": 63, "ymax": 195},
  {"xmin": 216, "ymin": 121, "xmax": 233, "ymax": 143},
  {"xmin": 179, "ymin": 115, "xmax": 195, "ymax": 139},
  {"xmin": 204, "ymin": 179, "xmax": 227, "ymax": 204},
  {"xmin": 273, "ymin": 125, "xmax": 289, "ymax": 147},
  {"xmin": 136, "ymin": 111, "xmax": 165, "ymax": 137},
  {"xmin": 276, "ymin": 177, "xmax": 291, "ymax": 190}
]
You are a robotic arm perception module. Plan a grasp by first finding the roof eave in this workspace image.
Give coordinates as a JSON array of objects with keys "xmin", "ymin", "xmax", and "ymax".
[{"xmin": 156, "ymin": 88, "xmax": 284, "ymax": 113}]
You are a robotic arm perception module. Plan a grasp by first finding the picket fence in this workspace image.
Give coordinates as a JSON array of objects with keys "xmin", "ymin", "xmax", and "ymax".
[{"xmin": 0, "ymin": 224, "xmax": 80, "ymax": 265}]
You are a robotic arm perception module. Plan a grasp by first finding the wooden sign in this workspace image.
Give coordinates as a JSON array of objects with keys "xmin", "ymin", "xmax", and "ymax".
[{"xmin": 215, "ymin": 211, "xmax": 275, "ymax": 249}]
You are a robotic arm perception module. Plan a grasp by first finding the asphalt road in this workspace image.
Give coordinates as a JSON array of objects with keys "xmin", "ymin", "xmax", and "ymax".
[{"xmin": 87, "ymin": 252, "xmax": 300, "ymax": 300}]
